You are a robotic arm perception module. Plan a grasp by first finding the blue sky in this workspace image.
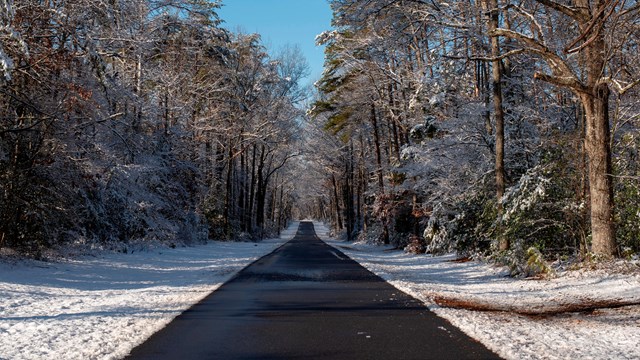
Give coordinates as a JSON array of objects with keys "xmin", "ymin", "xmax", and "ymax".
[{"xmin": 218, "ymin": 0, "xmax": 333, "ymax": 86}]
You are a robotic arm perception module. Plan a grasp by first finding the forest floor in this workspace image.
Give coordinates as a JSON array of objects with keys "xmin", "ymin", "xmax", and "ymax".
[
  {"xmin": 0, "ymin": 224, "xmax": 297, "ymax": 360},
  {"xmin": 314, "ymin": 222, "xmax": 640, "ymax": 360}
]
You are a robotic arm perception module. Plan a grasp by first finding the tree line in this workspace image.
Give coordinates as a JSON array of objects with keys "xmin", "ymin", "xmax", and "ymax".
[
  {"xmin": 0, "ymin": 0, "xmax": 305, "ymax": 256},
  {"xmin": 308, "ymin": 0, "xmax": 639, "ymax": 272}
]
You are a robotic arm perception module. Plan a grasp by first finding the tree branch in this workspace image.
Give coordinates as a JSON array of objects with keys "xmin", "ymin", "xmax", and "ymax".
[
  {"xmin": 470, "ymin": 48, "xmax": 527, "ymax": 62},
  {"xmin": 266, "ymin": 152, "xmax": 302, "ymax": 181},
  {"xmin": 533, "ymin": 0, "xmax": 582, "ymax": 20},
  {"xmin": 565, "ymin": 0, "xmax": 620, "ymax": 54},
  {"xmin": 504, "ymin": 4, "xmax": 545, "ymax": 44},
  {"xmin": 491, "ymin": 28, "xmax": 583, "ymax": 91},
  {"xmin": 598, "ymin": 77, "xmax": 640, "ymax": 95},
  {"xmin": 534, "ymin": 72, "xmax": 588, "ymax": 93}
]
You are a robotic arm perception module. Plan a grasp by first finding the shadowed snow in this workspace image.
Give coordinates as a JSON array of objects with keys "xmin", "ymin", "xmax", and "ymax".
[
  {"xmin": 0, "ymin": 222, "xmax": 298, "ymax": 360},
  {"xmin": 314, "ymin": 221, "xmax": 640, "ymax": 360}
]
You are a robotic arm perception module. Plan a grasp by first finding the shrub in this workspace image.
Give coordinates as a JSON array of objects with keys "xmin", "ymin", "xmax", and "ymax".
[
  {"xmin": 404, "ymin": 234, "xmax": 426, "ymax": 254},
  {"xmin": 614, "ymin": 132, "xmax": 640, "ymax": 254},
  {"xmin": 498, "ymin": 163, "xmax": 584, "ymax": 258}
]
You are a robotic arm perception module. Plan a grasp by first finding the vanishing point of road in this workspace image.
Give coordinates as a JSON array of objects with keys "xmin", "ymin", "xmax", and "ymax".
[{"xmin": 127, "ymin": 222, "xmax": 499, "ymax": 359}]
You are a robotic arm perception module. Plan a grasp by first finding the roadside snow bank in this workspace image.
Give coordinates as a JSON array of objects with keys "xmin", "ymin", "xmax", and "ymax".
[
  {"xmin": 315, "ymin": 222, "xmax": 640, "ymax": 360},
  {"xmin": 0, "ymin": 222, "xmax": 297, "ymax": 360}
]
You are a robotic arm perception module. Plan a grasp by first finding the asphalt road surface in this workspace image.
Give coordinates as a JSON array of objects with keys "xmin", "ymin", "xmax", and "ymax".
[{"xmin": 126, "ymin": 222, "xmax": 499, "ymax": 359}]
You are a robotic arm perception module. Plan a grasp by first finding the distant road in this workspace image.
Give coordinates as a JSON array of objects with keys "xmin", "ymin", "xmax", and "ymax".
[{"xmin": 126, "ymin": 222, "xmax": 499, "ymax": 359}]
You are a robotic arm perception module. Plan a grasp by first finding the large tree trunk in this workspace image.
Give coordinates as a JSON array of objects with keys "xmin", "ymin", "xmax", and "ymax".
[
  {"xmin": 578, "ymin": 0, "xmax": 617, "ymax": 256},
  {"xmin": 484, "ymin": 0, "xmax": 507, "ymax": 250},
  {"xmin": 581, "ymin": 84, "xmax": 616, "ymax": 256}
]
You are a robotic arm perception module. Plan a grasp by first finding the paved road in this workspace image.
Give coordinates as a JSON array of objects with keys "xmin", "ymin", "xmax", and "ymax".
[{"xmin": 126, "ymin": 222, "xmax": 499, "ymax": 359}]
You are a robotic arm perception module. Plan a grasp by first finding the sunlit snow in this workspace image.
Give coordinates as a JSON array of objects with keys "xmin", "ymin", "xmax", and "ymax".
[
  {"xmin": 0, "ymin": 223, "xmax": 297, "ymax": 360},
  {"xmin": 315, "ymin": 222, "xmax": 640, "ymax": 360}
]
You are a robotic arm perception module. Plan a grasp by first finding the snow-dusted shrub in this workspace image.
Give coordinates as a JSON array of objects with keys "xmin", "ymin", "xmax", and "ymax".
[
  {"xmin": 615, "ymin": 179, "xmax": 640, "ymax": 254},
  {"xmin": 524, "ymin": 247, "xmax": 554, "ymax": 277},
  {"xmin": 614, "ymin": 133, "xmax": 640, "ymax": 254},
  {"xmin": 370, "ymin": 193, "xmax": 395, "ymax": 245},
  {"xmin": 0, "ymin": 137, "xmax": 92, "ymax": 258},
  {"xmin": 404, "ymin": 234, "xmax": 426, "ymax": 254},
  {"xmin": 409, "ymin": 116, "xmax": 438, "ymax": 144},
  {"xmin": 457, "ymin": 194, "xmax": 497, "ymax": 255},
  {"xmin": 202, "ymin": 184, "xmax": 227, "ymax": 239},
  {"xmin": 418, "ymin": 189, "xmax": 497, "ymax": 256},
  {"xmin": 493, "ymin": 241, "xmax": 554, "ymax": 277},
  {"xmin": 422, "ymin": 154, "xmax": 585, "ymax": 268},
  {"xmin": 357, "ymin": 223, "xmax": 385, "ymax": 244},
  {"xmin": 423, "ymin": 203, "xmax": 454, "ymax": 254},
  {"xmin": 499, "ymin": 163, "xmax": 583, "ymax": 257},
  {"xmin": 90, "ymin": 158, "xmax": 207, "ymax": 249},
  {"xmin": 369, "ymin": 190, "xmax": 421, "ymax": 248},
  {"xmin": 392, "ymin": 195, "xmax": 418, "ymax": 245},
  {"xmin": 0, "ymin": 151, "xmax": 208, "ymax": 257}
]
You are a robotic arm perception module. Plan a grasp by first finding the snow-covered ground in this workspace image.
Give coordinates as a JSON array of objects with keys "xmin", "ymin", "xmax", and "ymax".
[
  {"xmin": 3, "ymin": 220, "xmax": 638, "ymax": 360},
  {"xmin": 0, "ymin": 222, "xmax": 298, "ymax": 360},
  {"xmin": 313, "ymin": 222, "xmax": 640, "ymax": 360}
]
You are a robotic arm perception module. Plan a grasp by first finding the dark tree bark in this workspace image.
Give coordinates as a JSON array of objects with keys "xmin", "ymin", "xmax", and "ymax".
[
  {"xmin": 370, "ymin": 103, "xmax": 384, "ymax": 193},
  {"xmin": 247, "ymin": 144, "xmax": 257, "ymax": 232},
  {"xmin": 332, "ymin": 174, "xmax": 343, "ymax": 230}
]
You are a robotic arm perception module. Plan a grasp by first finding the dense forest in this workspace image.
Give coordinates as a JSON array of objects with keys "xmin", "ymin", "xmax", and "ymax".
[
  {"xmin": 306, "ymin": 0, "xmax": 640, "ymax": 274},
  {"xmin": 0, "ymin": 0, "xmax": 306, "ymax": 256},
  {"xmin": 1, "ymin": 0, "xmax": 639, "ymax": 273}
]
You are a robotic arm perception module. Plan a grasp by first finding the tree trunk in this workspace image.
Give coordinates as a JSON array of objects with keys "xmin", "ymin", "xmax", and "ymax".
[
  {"xmin": 224, "ymin": 143, "xmax": 234, "ymax": 237},
  {"xmin": 256, "ymin": 145, "xmax": 266, "ymax": 233},
  {"xmin": 332, "ymin": 174, "xmax": 343, "ymax": 230},
  {"xmin": 370, "ymin": 103, "xmax": 384, "ymax": 192},
  {"xmin": 133, "ymin": 54, "xmax": 142, "ymax": 132},
  {"xmin": 247, "ymin": 144, "xmax": 257, "ymax": 232},
  {"xmin": 277, "ymin": 183, "xmax": 284, "ymax": 233},
  {"xmin": 239, "ymin": 145, "xmax": 246, "ymax": 231},
  {"xmin": 575, "ymin": 102, "xmax": 589, "ymax": 255},
  {"xmin": 578, "ymin": 0, "xmax": 616, "ymax": 256},
  {"xmin": 484, "ymin": 0, "xmax": 507, "ymax": 250},
  {"xmin": 581, "ymin": 84, "xmax": 616, "ymax": 256}
]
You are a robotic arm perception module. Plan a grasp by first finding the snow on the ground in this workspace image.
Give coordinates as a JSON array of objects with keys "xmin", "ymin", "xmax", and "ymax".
[
  {"xmin": 313, "ymin": 221, "xmax": 640, "ymax": 360},
  {"xmin": 0, "ymin": 222, "xmax": 298, "ymax": 360}
]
